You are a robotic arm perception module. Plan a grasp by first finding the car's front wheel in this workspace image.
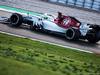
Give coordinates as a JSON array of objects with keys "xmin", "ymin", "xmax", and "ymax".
[{"xmin": 10, "ymin": 13, "xmax": 23, "ymax": 26}]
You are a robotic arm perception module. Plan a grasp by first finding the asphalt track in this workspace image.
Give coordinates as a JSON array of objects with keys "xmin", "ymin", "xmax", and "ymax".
[{"xmin": 0, "ymin": 10, "xmax": 100, "ymax": 54}]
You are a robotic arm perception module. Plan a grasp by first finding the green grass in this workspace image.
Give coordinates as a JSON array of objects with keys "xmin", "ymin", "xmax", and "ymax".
[
  {"xmin": 0, "ymin": 33, "xmax": 100, "ymax": 75},
  {"xmin": 0, "ymin": 57, "xmax": 63, "ymax": 75}
]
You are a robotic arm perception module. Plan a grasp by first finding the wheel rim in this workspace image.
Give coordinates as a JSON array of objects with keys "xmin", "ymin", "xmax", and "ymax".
[{"xmin": 66, "ymin": 28, "xmax": 75, "ymax": 40}]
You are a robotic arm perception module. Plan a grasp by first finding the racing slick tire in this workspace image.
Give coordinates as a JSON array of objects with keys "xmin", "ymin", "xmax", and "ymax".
[
  {"xmin": 10, "ymin": 13, "xmax": 23, "ymax": 26},
  {"xmin": 87, "ymin": 31, "xmax": 100, "ymax": 43},
  {"xmin": 65, "ymin": 27, "xmax": 81, "ymax": 40}
]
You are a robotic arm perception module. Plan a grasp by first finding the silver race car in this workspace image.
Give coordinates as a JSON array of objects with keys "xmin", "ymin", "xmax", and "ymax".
[{"xmin": 1, "ymin": 12, "xmax": 100, "ymax": 43}]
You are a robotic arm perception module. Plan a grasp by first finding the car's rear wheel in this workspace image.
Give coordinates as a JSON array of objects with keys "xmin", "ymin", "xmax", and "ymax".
[
  {"xmin": 87, "ymin": 31, "xmax": 100, "ymax": 43},
  {"xmin": 65, "ymin": 27, "xmax": 81, "ymax": 40},
  {"xmin": 10, "ymin": 13, "xmax": 23, "ymax": 26}
]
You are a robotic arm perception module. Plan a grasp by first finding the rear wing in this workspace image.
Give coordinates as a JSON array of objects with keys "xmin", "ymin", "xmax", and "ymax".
[{"xmin": 87, "ymin": 23, "xmax": 100, "ymax": 31}]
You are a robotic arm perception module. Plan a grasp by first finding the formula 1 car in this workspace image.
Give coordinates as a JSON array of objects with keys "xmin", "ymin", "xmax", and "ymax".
[{"xmin": 1, "ymin": 12, "xmax": 100, "ymax": 43}]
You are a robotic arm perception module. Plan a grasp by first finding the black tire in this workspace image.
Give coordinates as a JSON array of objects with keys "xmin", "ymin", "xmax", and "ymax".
[
  {"xmin": 87, "ymin": 31, "xmax": 100, "ymax": 43},
  {"xmin": 10, "ymin": 13, "xmax": 23, "ymax": 26},
  {"xmin": 65, "ymin": 27, "xmax": 81, "ymax": 40}
]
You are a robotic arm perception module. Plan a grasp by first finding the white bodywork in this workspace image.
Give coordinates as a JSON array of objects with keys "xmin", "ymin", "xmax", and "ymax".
[
  {"xmin": 42, "ymin": 20, "xmax": 67, "ymax": 33},
  {"xmin": 26, "ymin": 14, "xmax": 67, "ymax": 34},
  {"xmin": 25, "ymin": 15, "xmax": 43, "ymax": 26},
  {"xmin": 26, "ymin": 14, "xmax": 90, "ymax": 36},
  {"xmin": 80, "ymin": 22, "xmax": 90, "ymax": 36}
]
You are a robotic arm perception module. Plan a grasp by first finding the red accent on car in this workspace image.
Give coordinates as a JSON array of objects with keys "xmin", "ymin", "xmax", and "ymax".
[{"xmin": 54, "ymin": 15, "xmax": 81, "ymax": 29}]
